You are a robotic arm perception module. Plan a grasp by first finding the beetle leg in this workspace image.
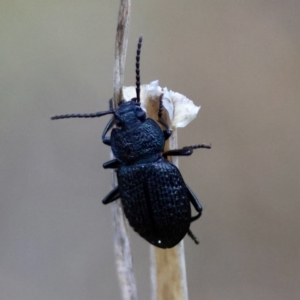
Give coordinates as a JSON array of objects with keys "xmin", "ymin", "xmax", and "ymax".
[
  {"xmin": 163, "ymin": 143, "xmax": 211, "ymax": 158},
  {"xmin": 187, "ymin": 229, "xmax": 199, "ymax": 245},
  {"xmin": 163, "ymin": 147, "xmax": 193, "ymax": 158},
  {"xmin": 186, "ymin": 185, "xmax": 202, "ymax": 222},
  {"xmin": 102, "ymin": 116, "xmax": 115, "ymax": 146},
  {"xmin": 102, "ymin": 186, "xmax": 120, "ymax": 204},
  {"xmin": 185, "ymin": 186, "xmax": 202, "ymax": 244},
  {"xmin": 103, "ymin": 159, "xmax": 121, "ymax": 169},
  {"xmin": 158, "ymin": 117, "xmax": 172, "ymax": 141}
]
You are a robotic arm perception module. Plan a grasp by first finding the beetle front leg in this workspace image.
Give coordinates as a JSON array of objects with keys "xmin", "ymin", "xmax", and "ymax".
[
  {"xmin": 158, "ymin": 117, "xmax": 172, "ymax": 140},
  {"xmin": 102, "ymin": 186, "xmax": 120, "ymax": 204},
  {"xmin": 102, "ymin": 116, "xmax": 115, "ymax": 146}
]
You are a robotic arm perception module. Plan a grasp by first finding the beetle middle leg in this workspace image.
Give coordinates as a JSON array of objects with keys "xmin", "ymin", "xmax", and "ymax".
[{"xmin": 163, "ymin": 143, "xmax": 211, "ymax": 158}]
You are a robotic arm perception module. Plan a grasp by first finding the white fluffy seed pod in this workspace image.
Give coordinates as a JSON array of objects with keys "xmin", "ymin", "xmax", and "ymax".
[{"xmin": 122, "ymin": 80, "xmax": 200, "ymax": 129}]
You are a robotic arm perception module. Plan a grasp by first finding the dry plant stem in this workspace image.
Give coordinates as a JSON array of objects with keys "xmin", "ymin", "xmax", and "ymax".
[
  {"xmin": 150, "ymin": 131, "xmax": 188, "ymax": 300},
  {"xmin": 113, "ymin": 0, "xmax": 131, "ymax": 105},
  {"xmin": 111, "ymin": 1, "xmax": 138, "ymax": 300}
]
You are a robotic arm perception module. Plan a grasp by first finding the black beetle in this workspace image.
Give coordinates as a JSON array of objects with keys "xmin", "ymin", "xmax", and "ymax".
[{"xmin": 51, "ymin": 37, "xmax": 211, "ymax": 248}]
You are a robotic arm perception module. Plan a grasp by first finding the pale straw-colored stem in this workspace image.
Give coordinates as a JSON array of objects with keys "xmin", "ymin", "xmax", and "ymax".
[
  {"xmin": 150, "ymin": 131, "xmax": 189, "ymax": 300},
  {"xmin": 111, "ymin": 2, "xmax": 188, "ymax": 299},
  {"xmin": 111, "ymin": 1, "xmax": 138, "ymax": 300}
]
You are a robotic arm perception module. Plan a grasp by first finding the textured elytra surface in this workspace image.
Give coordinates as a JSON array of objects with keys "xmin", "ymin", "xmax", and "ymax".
[
  {"xmin": 117, "ymin": 157, "xmax": 191, "ymax": 249},
  {"xmin": 111, "ymin": 119, "xmax": 165, "ymax": 163}
]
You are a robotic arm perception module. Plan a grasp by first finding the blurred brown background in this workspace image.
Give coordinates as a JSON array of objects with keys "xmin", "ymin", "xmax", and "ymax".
[{"xmin": 1, "ymin": 1, "xmax": 300, "ymax": 299}]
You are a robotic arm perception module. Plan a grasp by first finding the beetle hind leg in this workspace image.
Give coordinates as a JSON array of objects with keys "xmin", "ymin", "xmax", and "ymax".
[
  {"xmin": 102, "ymin": 186, "xmax": 120, "ymax": 204},
  {"xmin": 185, "ymin": 185, "xmax": 202, "ymax": 244},
  {"xmin": 187, "ymin": 229, "xmax": 199, "ymax": 245},
  {"xmin": 186, "ymin": 185, "xmax": 202, "ymax": 222}
]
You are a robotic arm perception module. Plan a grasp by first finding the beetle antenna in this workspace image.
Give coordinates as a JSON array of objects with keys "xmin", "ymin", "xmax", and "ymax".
[
  {"xmin": 158, "ymin": 93, "xmax": 164, "ymax": 118},
  {"xmin": 51, "ymin": 110, "xmax": 114, "ymax": 120},
  {"xmin": 136, "ymin": 36, "xmax": 143, "ymax": 103},
  {"xmin": 188, "ymin": 229, "xmax": 199, "ymax": 245}
]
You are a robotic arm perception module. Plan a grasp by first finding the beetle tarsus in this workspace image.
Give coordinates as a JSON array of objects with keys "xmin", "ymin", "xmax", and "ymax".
[{"xmin": 188, "ymin": 229, "xmax": 199, "ymax": 245}]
